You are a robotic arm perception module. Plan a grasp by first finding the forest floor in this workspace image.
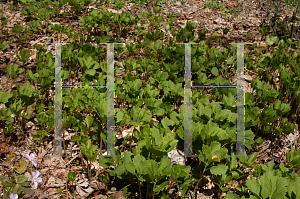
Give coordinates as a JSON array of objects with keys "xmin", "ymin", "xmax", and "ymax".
[{"xmin": 0, "ymin": 0, "xmax": 300, "ymax": 198}]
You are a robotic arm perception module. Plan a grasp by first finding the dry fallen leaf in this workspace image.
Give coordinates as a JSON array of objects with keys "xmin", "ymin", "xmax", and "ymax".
[
  {"xmin": 14, "ymin": 159, "xmax": 27, "ymax": 174},
  {"xmin": 0, "ymin": 143, "xmax": 9, "ymax": 154},
  {"xmin": 5, "ymin": 152, "xmax": 16, "ymax": 162}
]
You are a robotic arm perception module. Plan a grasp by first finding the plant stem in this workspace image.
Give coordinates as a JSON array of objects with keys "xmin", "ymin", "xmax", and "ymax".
[
  {"xmin": 63, "ymin": 130, "xmax": 67, "ymax": 158},
  {"xmin": 80, "ymin": 152, "xmax": 85, "ymax": 167},
  {"xmin": 290, "ymin": 0, "xmax": 300, "ymax": 40},
  {"xmin": 152, "ymin": 182, "xmax": 156, "ymax": 199},
  {"xmin": 146, "ymin": 181, "xmax": 149, "ymax": 199},
  {"xmin": 193, "ymin": 164, "xmax": 207, "ymax": 194},
  {"xmin": 88, "ymin": 161, "xmax": 91, "ymax": 182},
  {"xmin": 129, "ymin": 133, "xmax": 133, "ymax": 152},
  {"xmin": 138, "ymin": 180, "xmax": 142, "ymax": 199},
  {"xmin": 166, "ymin": 181, "xmax": 176, "ymax": 196},
  {"xmin": 100, "ymin": 135, "xmax": 103, "ymax": 155}
]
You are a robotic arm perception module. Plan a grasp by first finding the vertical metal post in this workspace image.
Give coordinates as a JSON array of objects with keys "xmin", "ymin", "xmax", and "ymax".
[
  {"xmin": 235, "ymin": 43, "xmax": 248, "ymax": 157},
  {"xmin": 54, "ymin": 43, "xmax": 62, "ymax": 158},
  {"xmin": 106, "ymin": 43, "xmax": 116, "ymax": 157},
  {"xmin": 97, "ymin": 42, "xmax": 123, "ymax": 158},
  {"xmin": 184, "ymin": 43, "xmax": 194, "ymax": 158}
]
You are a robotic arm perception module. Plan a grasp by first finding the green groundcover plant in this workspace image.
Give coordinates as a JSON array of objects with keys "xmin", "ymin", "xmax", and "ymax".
[{"xmin": 1, "ymin": 0, "xmax": 300, "ymax": 198}]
